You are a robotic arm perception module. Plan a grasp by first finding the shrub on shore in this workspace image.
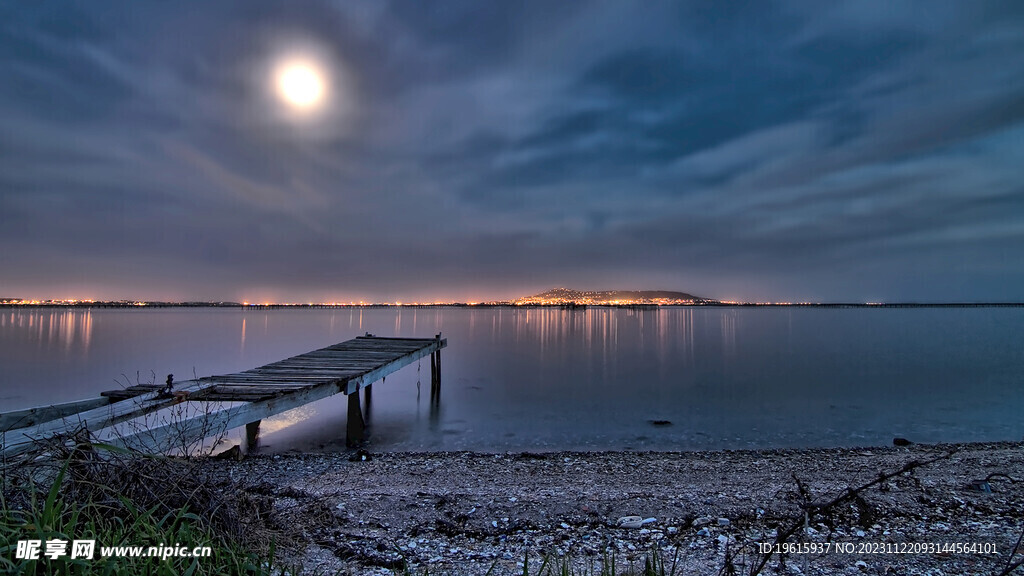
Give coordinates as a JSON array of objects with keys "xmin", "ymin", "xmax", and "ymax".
[{"xmin": 1, "ymin": 441, "xmax": 300, "ymax": 575}]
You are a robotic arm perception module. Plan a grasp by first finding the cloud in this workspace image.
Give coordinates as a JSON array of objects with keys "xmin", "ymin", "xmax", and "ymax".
[{"xmin": 1, "ymin": 1, "xmax": 1023, "ymax": 302}]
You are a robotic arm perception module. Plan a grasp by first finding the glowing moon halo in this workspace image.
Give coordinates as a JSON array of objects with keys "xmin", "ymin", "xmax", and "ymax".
[{"xmin": 274, "ymin": 61, "xmax": 325, "ymax": 109}]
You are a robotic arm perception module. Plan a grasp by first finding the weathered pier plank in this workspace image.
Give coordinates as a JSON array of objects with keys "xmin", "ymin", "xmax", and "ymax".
[
  {"xmin": 1, "ymin": 335, "xmax": 446, "ymax": 456},
  {"xmin": 102, "ymin": 335, "xmax": 444, "ymax": 451},
  {"xmin": 0, "ymin": 397, "xmax": 113, "ymax": 432},
  {"xmin": 2, "ymin": 379, "xmax": 219, "ymax": 456}
]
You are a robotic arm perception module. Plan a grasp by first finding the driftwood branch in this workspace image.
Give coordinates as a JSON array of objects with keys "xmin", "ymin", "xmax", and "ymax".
[
  {"xmin": 740, "ymin": 449, "xmax": 956, "ymax": 576},
  {"xmin": 994, "ymin": 527, "xmax": 1024, "ymax": 576}
]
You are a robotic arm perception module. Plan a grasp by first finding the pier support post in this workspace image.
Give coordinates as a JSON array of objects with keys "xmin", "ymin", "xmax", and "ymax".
[
  {"xmin": 245, "ymin": 420, "xmax": 261, "ymax": 452},
  {"xmin": 363, "ymin": 384, "xmax": 372, "ymax": 425},
  {"xmin": 430, "ymin": 351, "xmax": 437, "ymax": 399},
  {"xmin": 429, "ymin": 348, "xmax": 442, "ymax": 405},
  {"xmin": 428, "ymin": 349, "xmax": 441, "ymax": 425},
  {"xmin": 346, "ymin": 391, "xmax": 365, "ymax": 447}
]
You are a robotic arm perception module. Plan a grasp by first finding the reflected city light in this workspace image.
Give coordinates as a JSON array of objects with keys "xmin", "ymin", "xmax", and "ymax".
[
  {"xmin": 4, "ymin": 309, "xmax": 93, "ymax": 353},
  {"xmin": 501, "ymin": 306, "xmax": 699, "ymax": 368}
]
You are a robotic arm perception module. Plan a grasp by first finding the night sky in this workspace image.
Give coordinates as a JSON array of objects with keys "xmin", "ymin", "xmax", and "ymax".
[{"xmin": 2, "ymin": 2, "xmax": 1023, "ymax": 303}]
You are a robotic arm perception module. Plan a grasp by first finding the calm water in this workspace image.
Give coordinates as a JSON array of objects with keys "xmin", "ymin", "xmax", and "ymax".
[{"xmin": 1, "ymin": 306, "xmax": 1022, "ymax": 452}]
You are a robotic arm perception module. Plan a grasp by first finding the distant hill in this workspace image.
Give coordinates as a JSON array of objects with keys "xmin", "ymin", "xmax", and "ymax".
[{"xmin": 513, "ymin": 287, "xmax": 715, "ymax": 305}]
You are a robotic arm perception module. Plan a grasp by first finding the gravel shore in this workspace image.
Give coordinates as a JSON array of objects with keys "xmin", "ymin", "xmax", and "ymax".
[{"xmin": 213, "ymin": 441, "xmax": 1024, "ymax": 575}]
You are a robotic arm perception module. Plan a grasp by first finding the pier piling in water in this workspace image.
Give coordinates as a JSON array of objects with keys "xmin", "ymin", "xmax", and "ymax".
[
  {"xmin": 245, "ymin": 420, "xmax": 261, "ymax": 451},
  {"xmin": 346, "ymin": 393, "xmax": 365, "ymax": 447},
  {"xmin": 429, "ymin": 333, "xmax": 442, "ymax": 405}
]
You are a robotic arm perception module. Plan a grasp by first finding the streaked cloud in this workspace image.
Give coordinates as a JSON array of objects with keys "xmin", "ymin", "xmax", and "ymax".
[{"xmin": 1, "ymin": 1, "xmax": 1022, "ymax": 302}]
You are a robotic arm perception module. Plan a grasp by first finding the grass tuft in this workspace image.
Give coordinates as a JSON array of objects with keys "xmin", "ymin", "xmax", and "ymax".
[{"xmin": 1, "ymin": 440, "xmax": 304, "ymax": 576}]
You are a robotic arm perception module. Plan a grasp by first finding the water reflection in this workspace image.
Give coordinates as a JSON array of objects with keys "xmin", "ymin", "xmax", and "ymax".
[
  {"xmin": 2, "ymin": 309, "xmax": 93, "ymax": 354},
  {"xmin": 2, "ymin": 306, "xmax": 1022, "ymax": 452},
  {"xmin": 721, "ymin": 310, "xmax": 736, "ymax": 359},
  {"xmin": 501, "ymin": 307, "xmax": 702, "ymax": 365}
]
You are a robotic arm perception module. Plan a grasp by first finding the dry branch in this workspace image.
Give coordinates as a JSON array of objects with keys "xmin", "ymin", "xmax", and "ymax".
[{"xmin": 731, "ymin": 449, "xmax": 956, "ymax": 576}]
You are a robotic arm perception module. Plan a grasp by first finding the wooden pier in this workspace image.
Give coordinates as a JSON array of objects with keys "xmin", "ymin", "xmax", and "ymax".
[{"xmin": 1, "ymin": 334, "xmax": 445, "ymax": 456}]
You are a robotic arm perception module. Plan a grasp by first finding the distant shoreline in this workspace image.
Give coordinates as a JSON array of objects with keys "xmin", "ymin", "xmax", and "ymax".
[{"xmin": 2, "ymin": 302, "xmax": 1024, "ymax": 309}]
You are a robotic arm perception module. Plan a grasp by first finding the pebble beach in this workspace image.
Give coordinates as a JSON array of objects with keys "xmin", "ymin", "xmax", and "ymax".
[{"xmin": 210, "ymin": 441, "xmax": 1024, "ymax": 575}]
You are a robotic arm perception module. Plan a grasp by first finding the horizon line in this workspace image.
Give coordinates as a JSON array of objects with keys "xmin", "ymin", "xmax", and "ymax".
[{"xmin": 2, "ymin": 299, "xmax": 1023, "ymax": 308}]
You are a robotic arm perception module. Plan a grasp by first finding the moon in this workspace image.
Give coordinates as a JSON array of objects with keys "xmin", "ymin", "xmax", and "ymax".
[
  {"xmin": 260, "ymin": 40, "xmax": 353, "ymax": 136},
  {"xmin": 274, "ymin": 60, "xmax": 326, "ymax": 110}
]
